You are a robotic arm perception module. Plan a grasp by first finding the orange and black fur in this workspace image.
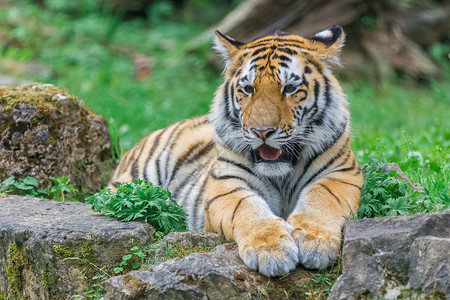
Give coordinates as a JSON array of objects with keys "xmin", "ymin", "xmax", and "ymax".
[{"xmin": 110, "ymin": 25, "xmax": 363, "ymax": 277}]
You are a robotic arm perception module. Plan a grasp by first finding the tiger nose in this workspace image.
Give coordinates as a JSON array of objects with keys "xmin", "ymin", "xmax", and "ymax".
[{"xmin": 251, "ymin": 127, "xmax": 276, "ymax": 140}]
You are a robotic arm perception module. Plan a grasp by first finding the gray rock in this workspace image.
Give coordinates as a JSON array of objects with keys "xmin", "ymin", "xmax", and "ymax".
[
  {"xmin": 409, "ymin": 236, "xmax": 449, "ymax": 297},
  {"xmin": 0, "ymin": 196, "xmax": 154, "ymax": 300},
  {"xmin": 104, "ymin": 240, "xmax": 313, "ymax": 299},
  {"xmin": 161, "ymin": 231, "xmax": 226, "ymax": 249},
  {"xmin": 0, "ymin": 84, "xmax": 115, "ymax": 192},
  {"xmin": 329, "ymin": 213, "xmax": 450, "ymax": 300}
]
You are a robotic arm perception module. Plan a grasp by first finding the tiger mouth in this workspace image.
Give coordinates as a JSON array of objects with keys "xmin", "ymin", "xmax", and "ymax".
[{"xmin": 252, "ymin": 144, "xmax": 296, "ymax": 163}]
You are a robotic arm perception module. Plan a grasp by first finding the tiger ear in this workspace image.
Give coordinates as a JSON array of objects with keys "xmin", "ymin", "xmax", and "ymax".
[
  {"xmin": 307, "ymin": 25, "xmax": 345, "ymax": 65},
  {"xmin": 214, "ymin": 30, "xmax": 244, "ymax": 68}
]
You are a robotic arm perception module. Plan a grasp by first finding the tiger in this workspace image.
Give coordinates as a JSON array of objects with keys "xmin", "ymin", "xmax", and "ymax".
[{"xmin": 109, "ymin": 25, "xmax": 363, "ymax": 277}]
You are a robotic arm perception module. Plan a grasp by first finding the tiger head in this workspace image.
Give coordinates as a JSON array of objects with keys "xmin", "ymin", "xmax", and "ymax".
[{"xmin": 210, "ymin": 26, "xmax": 350, "ymax": 177}]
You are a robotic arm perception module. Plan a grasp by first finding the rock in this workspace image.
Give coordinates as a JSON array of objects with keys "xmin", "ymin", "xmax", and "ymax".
[
  {"xmin": 161, "ymin": 231, "xmax": 226, "ymax": 250},
  {"xmin": 329, "ymin": 213, "xmax": 450, "ymax": 300},
  {"xmin": 409, "ymin": 236, "xmax": 449, "ymax": 298},
  {"xmin": 104, "ymin": 236, "xmax": 314, "ymax": 299},
  {"xmin": 0, "ymin": 84, "xmax": 115, "ymax": 193},
  {"xmin": 0, "ymin": 195, "xmax": 154, "ymax": 299}
]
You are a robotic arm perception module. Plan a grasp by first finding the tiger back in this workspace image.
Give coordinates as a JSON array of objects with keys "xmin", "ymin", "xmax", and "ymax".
[{"xmin": 110, "ymin": 25, "xmax": 363, "ymax": 277}]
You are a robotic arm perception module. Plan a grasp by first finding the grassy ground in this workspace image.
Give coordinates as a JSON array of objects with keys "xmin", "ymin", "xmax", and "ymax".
[{"xmin": 1, "ymin": 0, "xmax": 448, "ymax": 208}]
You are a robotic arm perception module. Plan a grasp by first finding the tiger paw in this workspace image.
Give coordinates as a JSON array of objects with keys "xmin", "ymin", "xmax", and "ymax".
[
  {"xmin": 289, "ymin": 219, "xmax": 341, "ymax": 269},
  {"xmin": 237, "ymin": 219, "xmax": 299, "ymax": 277}
]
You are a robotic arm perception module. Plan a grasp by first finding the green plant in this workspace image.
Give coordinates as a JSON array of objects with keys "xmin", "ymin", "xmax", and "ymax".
[
  {"xmin": 71, "ymin": 269, "xmax": 109, "ymax": 300},
  {"xmin": 358, "ymin": 160, "xmax": 449, "ymax": 218},
  {"xmin": 302, "ymin": 260, "xmax": 342, "ymax": 299},
  {"xmin": 49, "ymin": 176, "xmax": 77, "ymax": 201},
  {"xmin": 0, "ymin": 175, "xmax": 78, "ymax": 201},
  {"xmin": 0, "ymin": 176, "xmax": 45, "ymax": 196},
  {"xmin": 81, "ymin": 273, "xmax": 107, "ymax": 300},
  {"xmin": 113, "ymin": 246, "xmax": 143, "ymax": 274},
  {"xmin": 85, "ymin": 179, "xmax": 188, "ymax": 234}
]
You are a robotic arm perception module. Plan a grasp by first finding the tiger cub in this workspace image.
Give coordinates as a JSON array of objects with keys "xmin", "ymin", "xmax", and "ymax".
[{"xmin": 110, "ymin": 25, "xmax": 363, "ymax": 277}]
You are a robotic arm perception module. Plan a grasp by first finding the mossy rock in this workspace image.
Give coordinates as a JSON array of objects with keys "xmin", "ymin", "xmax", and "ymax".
[
  {"xmin": 0, "ymin": 196, "xmax": 155, "ymax": 299},
  {"xmin": 0, "ymin": 84, "xmax": 115, "ymax": 195}
]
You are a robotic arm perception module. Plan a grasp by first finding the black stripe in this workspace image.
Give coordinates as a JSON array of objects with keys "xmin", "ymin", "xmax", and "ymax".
[
  {"xmin": 172, "ymin": 162, "xmax": 205, "ymax": 198},
  {"xmin": 305, "ymin": 56, "xmax": 323, "ymax": 74},
  {"xmin": 278, "ymin": 55, "xmax": 292, "ymax": 62},
  {"xmin": 210, "ymin": 173, "xmax": 264, "ymax": 198},
  {"xmin": 279, "ymin": 62, "xmax": 289, "ymax": 68},
  {"xmin": 335, "ymin": 148, "xmax": 352, "ymax": 169},
  {"xmin": 306, "ymin": 79, "xmax": 320, "ymax": 118},
  {"xmin": 169, "ymin": 142, "xmax": 204, "ymax": 182},
  {"xmin": 273, "ymin": 38, "xmax": 304, "ymax": 44},
  {"xmin": 205, "ymin": 187, "xmax": 245, "ymax": 212},
  {"xmin": 298, "ymin": 142, "xmax": 349, "ymax": 194},
  {"xmin": 277, "ymin": 47, "xmax": 297, "ymax": 55},
  {"xmin": 252, "ymin": 47, "xmax": 268, "ymax": 56},
  {"xmin": 131, "ymin": 160, "xmax": 140, "ymax": 180},
  {"xmin": 229, "ymin": 83, "xmax": 236, "ymax": 116},
  {"xmin": 169, "ymin": 137, "xmax": 214, "ymax": 184},
  {"xmin": 156, "ymin": 121, "xmax": 186, "ymax": 185},
  {"xmin": 219, "ymin": 220, "xmax": 224, "ymax": 236},
  {"xmin": 170, "ymin": 142, "xmax": 215, "ymax": 189},
  {"xmin": 328, "ymin": 178, "xmax": 362, "ymax": 190},
  {"xmin": 331, "ymin": 158, "xmax": 357, "ymax": 173},
  {"xmin": 313, "ymin": 76, "xmax": 331, "ymax": 126},
  {"xmin": 143, "ymin": 128, "xmax": 168, "ymax": 181},
  {"xmin": 251, "ymin": 54, "xmax": 268, "ymax": 64},
  {"xmin": 163, "ymin": 119, "xmax": 205, "ymax": 180},
  {"xmin": 319, "ymin": 183, "xmax": 341, "ymax": 204},
  {"xmin": 247, "ymin": 42, "xmax": 270, "ymax": 49},
  {"xmin": 187, "ymin": 141, "xmax": 214, "ymax": 164},
  {"xmin": 191, "ymin": 175, "xmax": 210, "ymax": 227},
  {"xmin": 289, "ymin": 73, "xmax": 301, "ymax": 81},
  {"xmin": 231, "ymin": 196, "xmax": 250, "ymax": 223},
  {"xmin": 304, "ymin": 66, "xmax": 312, "ymax": 74},
  {"xmin": 217, "ymin": 156, "xmax": 255, "ymax": 176},
  {"xmin": 312, "ymin": 76, "xmax": 330, "ymax": 126},
  {"xmin": 131, "ymin": 140, "xmax": 148, "ymax": 180}
]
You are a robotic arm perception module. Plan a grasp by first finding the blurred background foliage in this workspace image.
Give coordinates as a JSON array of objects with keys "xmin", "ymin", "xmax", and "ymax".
[{"xmin": 0, "ymin": 0, "xmax": 448, "ymax": 206}]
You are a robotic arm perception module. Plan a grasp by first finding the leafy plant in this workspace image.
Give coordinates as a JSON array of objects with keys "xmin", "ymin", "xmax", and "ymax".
[
  {"xmin": 49, "ymin": 176, "xmax": 77, "ymax": 201},
  {"xmin": 302, "ymin": 261, "xmax": 342, "ymax": 299},
  {"xmin": 0, "ymin": 175, "xmax": 78, "ymax": 201},
  {"xmin": 358, "ymin": 159, "xmax": 449, "ymax": 218},
  {"xmin": 85, "ymin": 179, "xmax": 188, "ymax": 234},
  {"xmin": 113, "ymin": 246, "xmax": 144, "ymax": 274},
  {"xmin": 0, "ymin": 176, "xmax": 47, "ymax": 197}
]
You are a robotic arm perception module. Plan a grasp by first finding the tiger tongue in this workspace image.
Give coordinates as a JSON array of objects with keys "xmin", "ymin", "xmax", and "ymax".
[{"xmin": 258, "ymin": 144, "xmax": 282, "ymax": 161}]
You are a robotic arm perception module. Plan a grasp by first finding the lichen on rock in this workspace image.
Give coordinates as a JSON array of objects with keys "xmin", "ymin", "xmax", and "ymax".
[
  {"xmin": 0, "ymin": 83, "xmax": 115, "ymax": 195},
  {"xmin": 5, "ymin": 241, "xmax": 31, "ymax": 300}
]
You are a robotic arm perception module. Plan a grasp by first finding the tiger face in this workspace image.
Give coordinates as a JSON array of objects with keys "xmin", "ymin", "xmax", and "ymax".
[{"xmin": 211, "ymin": 26, "xmax": 348, "ymax": 177}]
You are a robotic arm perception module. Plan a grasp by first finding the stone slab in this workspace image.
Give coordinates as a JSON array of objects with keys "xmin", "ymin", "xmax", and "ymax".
[{"xmin": 0, "ymin": 196, "xmax": 154, "ymax": 299}]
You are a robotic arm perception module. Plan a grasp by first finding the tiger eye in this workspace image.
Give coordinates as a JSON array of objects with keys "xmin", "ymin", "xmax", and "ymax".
[
  {"xmin": 284, "ymin": 84, "xmax": 296, "ymax": 94},
  {"xmin": 243, "ymin": 85, "xmax": 254, "ymax": 95}
]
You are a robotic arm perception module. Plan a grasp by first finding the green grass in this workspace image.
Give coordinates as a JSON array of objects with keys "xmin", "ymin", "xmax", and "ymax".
[{"xmin": 1, "ymin": 0, "xmax": 449, "ymax": 208}]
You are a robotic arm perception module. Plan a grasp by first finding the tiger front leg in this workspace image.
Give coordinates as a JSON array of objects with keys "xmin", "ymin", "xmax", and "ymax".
[
  {"xmin": 287, "ymin": 177, "xmax": 362, "ymax": 269},
  {"xmin": 205, "ymin": 182, "xmax": 299, "ymax": 277}
]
